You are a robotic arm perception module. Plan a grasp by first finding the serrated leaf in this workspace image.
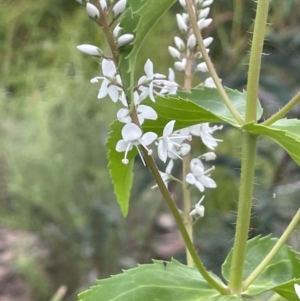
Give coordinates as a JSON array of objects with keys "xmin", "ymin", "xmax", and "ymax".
[
  {"xmin": 106, "ymin": 120, "xmax": 136, "ymax": 216},
  {"xmin": 243, "ymin": 118, "xmax": 300, "ymax": 166},
  {"xmin": 142, "ymin": 87, "xmax": 261, "ymax": 133},
  {"xmin": 79, "ymin": 259, "xmax": 247, "ymax": 301},
  {"xmin": 221, "ymin": 235, "xmax": 300, "ymax": 299},
  {"xmin": 118, "ymin": 0, "xmax": 177, "ymax": 90}
]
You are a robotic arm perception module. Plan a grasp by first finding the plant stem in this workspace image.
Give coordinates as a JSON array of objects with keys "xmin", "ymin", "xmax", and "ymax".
[
  {"xmin": 142, "ymin": 152, "xmax": 230, "ymax": 295},
  {"xmin": 185, "ymin": 0, "xmax": 244, "ymax": 126},
  {"xmin": 262, "ymin": 92, "xmax": 300, "ymax": 126},
  {"xmin": 245, "ymin": 0, "xmax": 270, "ymax": 123},
  {"xmin": 183, "ymin": 153, "xmax": 193, "ymax": 267},
  {"xmin": 243, "ymin": 209, "xmax": 300, "ymax": 289},
  {"xmin": 228, "ymin": 132, "xmax": 258, "ymax": 293}
]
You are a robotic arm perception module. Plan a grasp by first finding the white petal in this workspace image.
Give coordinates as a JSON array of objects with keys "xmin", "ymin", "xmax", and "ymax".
[
  {"xmin": 157, "ymin": 140, "xmax": 168, "ymax": 163},
  {"xmin": 168, "ymin": 68, "xmax": 175, "ymax": 81},
  {"xmin": 102, "ymin": 59, "xmax": 116, "ymax": 77},
  {"xmin": 195, "ymin": 180, "xmax": 205, "ymax": 192},
  {"xmin": 140, "ymin": 132, "xmax": 158, "ymax": 146},
  {"xmin": 77, "ymin": 44, "xmax": 102, "ymax": 56},
  {"xmin": 201, "ymin": 176, "xmax": 216, "ymax": 188},
  {"xmin": 86, "ymin": 3, "xmax": 99, "ymax": 20},
  {"xmin": 122, "ymin": 123, "xmax": 142, "ymax": 141},
  {"xmin": 117, "ymin": 34, "xmax": 134, "ymax": 47},
  {"xmin": 117, "ymin": 108, "xmax": 131, "ymax": 123},
  {"xmin": 166, "ymin": 160, "xmax": 174, "ymax": 174},
  {"xmin": 163, "ymin": 120, "xmax": 176, "ymax": 137},
  {"xmin": 138, "ymin": 105, "xmax": 158, "ymax": 120},
  {"xmin": 98, "ymin": 79, "xmax": 109, "ymax": 99},
  {"xmin": 144, "ymin": 59, "xmax": 154, "ymax": 79},
  {"xmin": 116, "ymin": 139, "xmax": 130, "ymax": 152},
  {"xmin": 294, "ymin": 284, "xmax": 300, "ymax": 298},
  {"xmin": 148, "ymin": 82, "xmax": 155, "ymax": 102},
  {"xmin": 112, "ymin": 0, "xmax": 127, "ymax": 19},
  {"xmin": 186, "ymin": 173, "xmax": 196, "ymax": 185},
  {"xmin": 180, "ymin": 143, "xmax": 191, "ymax": 156},
  {"xmin": 108, "ymin": 85, "xmax": 119, "ymax": 102}
]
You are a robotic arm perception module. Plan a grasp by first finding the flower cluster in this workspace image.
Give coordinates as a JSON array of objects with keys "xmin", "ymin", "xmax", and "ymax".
[
  {"xmin": 169, "ymin": 0, "xmax": 216, "ymax": 88},
  {"xmin": 76, "ymin": 0, "xmax": 223, "ymax": 221}
]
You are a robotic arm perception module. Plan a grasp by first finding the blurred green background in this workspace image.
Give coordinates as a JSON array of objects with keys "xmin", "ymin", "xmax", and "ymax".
[{"xmin": 0, "ymin": 0, "xmax": 300, "ymax": 300}]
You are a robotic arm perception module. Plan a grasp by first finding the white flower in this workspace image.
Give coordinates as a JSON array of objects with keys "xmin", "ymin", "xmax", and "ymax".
[
  {"xmin": 187, "ymin": 34, "xmax": 196, "ymax": 49},
  {"xmin": 190, "ymin": 196, "xmax": 205, "ymax": 219},
  {"xmin": 86, "ymin": 3, "xmax": 99, "ymax": 20},
  {"xmin": 168, "ymin": 46, "xmax": 181, "ymax": 60},
  {"xmin": 196, "ymin": 62, "xmax": 208, "ymax": 72},
  {"xmin": 77, "ymin": 44, "xmax": 102, "ymax": 57},
  {"xmin": 158, "ymin": 68, "xmax": 178, "ymax": 95},
  {"xmin": 185, "ymin": 123, "xmax": 223, "ymax": 150},
  {"xmin": 197, "ymin": 18, "xmax": 212, "ymax": 30},
  {"xmin": 176, "ymin": 14, "xmax": 188, "ymax": 33},
  {"xmin": 116, "ymin": 123, "xmax": 157, "ymax": 165},
  {"xmin": 117, "ymin": 34, "xmax": 134, "ymax": 47},
  {"xmin": 294, "ymin": 284, "xmax": 300, "ymax": 299},
  {"xmin": 112, "ymin": 0, "xmax": 127, "ymax": 19},
  {"xmin": 90, "ymin": 59, "xmax": 122, "ymax": 102},
  {"xmin": 152, "ymin": 160, "xmax": 174, "ymax": 189},
  {"xmin": 167, "ymin": 143, "xmax": 191, "ymax": 160},
  {"xmin": 186, "ymin": 158, "xmax": 216, "ymax": 192},
  {"xmin": 138, "ymin": 59, "xmax": 166, "ymax": 102},
  {"xmin": 117, "ymin": 92, "xmax": 158, "ymax": 125},
  {"xmin": 174, "ymin": 58, "xmax": 187, "ymax": 71},
  {"xmin": 174, "ymin": 36, "xmax": 185, "ymax": 51},
  {"xmin": 157, "ymin": 121, "xmax": 191, "ymax": 163}
]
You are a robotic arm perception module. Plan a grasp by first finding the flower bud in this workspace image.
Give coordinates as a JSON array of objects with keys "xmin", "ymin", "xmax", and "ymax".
[
  {"xmin": 202, "ymin": 0, "xmax": 213, "ymax": 7},
  {"xmin": 200, "ymin": 152, "xmax": 216, "ymax": 161},
  {"xmin": 113, "ymin": 23, "xmax": 122, "ymax": 38},
  {"xmin": 204, "ymin": 77, "xmax": 216, "ymax": 88},
  {"xmin": 179, "ymin": 0, "xmax": 186, "ymax": 7},
  {"xmin": 176, "ymin": 14, "xmax": 188, "ymax": 33},
  {"xmin": 99, "ymin": 0, "xmax": 107, "ymax": 10},
  {"xmin": 77, "ymin": 44, "xmax": 103, "ymax": 56},
  {"xmin": 174, "ymin": 58, "xmax": 187, "ymax": 71},
  {"xmin": 168, "ymin": 46, "xmax": 181, "ymax": 60},
  {"xmin": 197, "ymin": 18, "xmax": 212, "ymax": 30},
  {"xmin": 196, "ymin": 62, "xmax": 208, "ymax": 72},
  {"xmin": 199, "ymin": 7, "xmax": 210, "ymax": 19},
  {"xmin": 174, "ymin": 36, "xmax": 185, "ymax": 51},
  {"xmin": 112, "ymin": 0, "xmax": 127, "ymax": 19},
  {"xmin": 117, "ymin": 33, "xmax": 134, "ymax": 47},
  {"xmin": 203, "ymin": 37, "xmax": 213, "ymax": 48},
  {"xmin": 187, "ymin": 34, "xmax": 196, "ymax": 49},
  {"xmin": 86, "ymin": 3, "xmax": 100, "ymax": 20}
]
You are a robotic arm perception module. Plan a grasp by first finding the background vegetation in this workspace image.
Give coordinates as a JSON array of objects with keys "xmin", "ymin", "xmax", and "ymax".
[{"xmin": 0, "ymin": 0, "xmax": 299, "ymax": 300}]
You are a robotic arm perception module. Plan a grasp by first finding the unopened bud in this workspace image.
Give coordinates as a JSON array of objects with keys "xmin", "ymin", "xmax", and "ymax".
[
  {"xmin": 117, "ymin": 34, "xmax": 134, "ymax": 47},
  {"xmin": 197, "ymin": 18, "xmax": 212, "ymax": 30},
  {"xmin": 99, "ymin": 0, "xmax": 107, "ymax": 10},
  {"xmin": 196, "ymin": 62, "xmax": 208, "ymax": 72},
  {"xmin": 113, "ymin": 0, "xmax": 127, "ymax": 19},
  {"xmin": 174, "ymin": 58, "xmax": 187, "ymax": 71},
  {"xmin": 168, "ymin": 46, "xmax": 181, "ymax": 60},
  {"xmin": 187, "ymin": 34, "xmax": 196, "ymax": 49},
  {"xmin": 174, "ymin": 36, "xmax": 185, "ymax": 51},
  {"xmin": 86, "ymin": 3, "xmax": 99, "ymax": 20},
  {"xmin": 203, "ymin": 37, "xmax": 213, "ymax": 48},
  {"xmin": 176, "ymin": 14, "xmax": 188, "ymax": 33},
  {"xmin": 77, "ymin": 44, "xmax": 103, "ymax": 56},
  {"xmin": 202, "ymin": 0, "xmax": 213, "ymax": 7}
]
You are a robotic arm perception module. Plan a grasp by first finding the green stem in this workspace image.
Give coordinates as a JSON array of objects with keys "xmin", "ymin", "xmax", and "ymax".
[
  {"xmin": 243, "ymin": 209, "xmax": 300, "ymax": 289},
  {"xmin": 262, "ymin": 92, "xmax": 300, "ymax": 126},
  {"xmin": 185, "ymin": 0, "xmax": 244, "ymax": 126},
  {"xmin": 183, "ymin": 153, "xmax": 193, "ymax": 267},
  {"xmin": 228, "ymin": 132, "xmax": 258, "ymax": 293},
  {"xmin": 143, "ymin": 153, "xmax": 229, "ymax": 295},
  {"xmin": 245, "ymin": 0, "xmax": 270, "ymax": 123}
]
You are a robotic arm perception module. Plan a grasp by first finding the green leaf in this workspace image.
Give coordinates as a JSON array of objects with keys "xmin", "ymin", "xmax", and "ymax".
[
  {"xmin": 143, "ymin": 87, "xmax": 261, "ymax": 133},
  {"xmin": 106, "ymin": 120, "xmax": 136, "ymax": 216},
  {"xmin": 78, "ymin": 259, "xmax": 247, "ymax": 301},
  {"xmin": 222, "ymin": 235, "xmax": 300, "ymax": 299},
  {"xmin": 243, "ymin": 118, "xmax": 300, "ymax": 166},
  {"xmin": 118, "ymin": 0, "xmax": 177, "ymax": 90}
]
